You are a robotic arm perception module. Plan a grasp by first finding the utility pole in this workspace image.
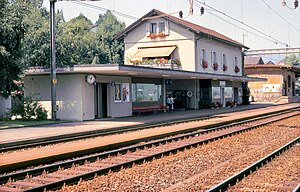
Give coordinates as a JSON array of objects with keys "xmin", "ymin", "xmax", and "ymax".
[{"xmin": 50, "ymin": 0, "xmax": 57, "ymax": 121}]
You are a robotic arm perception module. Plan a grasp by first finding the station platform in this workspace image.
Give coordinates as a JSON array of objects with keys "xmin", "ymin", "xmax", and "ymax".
[{"xmin": 1, "ymin": 103, "xmax": 300, "ymax": 144}]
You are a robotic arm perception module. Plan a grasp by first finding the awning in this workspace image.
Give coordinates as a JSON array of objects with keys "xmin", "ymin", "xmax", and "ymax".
[{"xmin": 132, "ymin": 46, "xmax": 176, "ymax": 58}]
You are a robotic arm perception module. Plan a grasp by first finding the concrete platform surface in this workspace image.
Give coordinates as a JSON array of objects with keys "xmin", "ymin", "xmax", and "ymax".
[{"xmin": 1, "ymin": 103, "xmax": 300, "ymax": 144}]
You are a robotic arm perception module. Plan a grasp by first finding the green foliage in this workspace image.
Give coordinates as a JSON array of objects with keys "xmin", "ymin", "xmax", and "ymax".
[
  {"xmin": 9, "ymin": 94, "xmax": 48, "ymax": 121},
  {"xmin": 56, "ymin": 14, "xmax": 96, "ymax": 66},
  {"xmin": 94, "ymin": 11, "xmax": 126, "ymax": 64},
  {"xmin": 0, "ymin": 0, "xmax": 26, "ymax": 97},
  {"xmin": 283, "ymin": 54, "xmax": 300, "ymax": 66}
]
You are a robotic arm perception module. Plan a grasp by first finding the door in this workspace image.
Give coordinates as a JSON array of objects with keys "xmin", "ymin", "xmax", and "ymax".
[
  {"xmin": 221, "ymin": 87, "xmax": 225, "ymax": 107},
  {"xmin": 95, "ymin": 83, "xmax": 108, "ymax": 118},
  {"xmin": 234, "ymin": 88, "xmax": 239, "ymax": 103}
]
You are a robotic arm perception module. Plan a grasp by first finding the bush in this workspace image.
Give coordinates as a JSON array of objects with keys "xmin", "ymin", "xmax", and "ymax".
[
  {"xmin": 9, "ymin": 94, "xmax": 48, "ymax": 121},
  {"xmin": 226, "ymin": 101, "xmax": 235, "ymax": 108},
  {"xmin": 216, "ymin": 102, "xmax": 223, "ymax": 108}
]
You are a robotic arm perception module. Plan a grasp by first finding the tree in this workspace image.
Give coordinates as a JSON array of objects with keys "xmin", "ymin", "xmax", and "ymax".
[
  {"xmin": 19, "ymin": 1, "xmax": 51, "ymax": 67},
  {"xmin": 0, "ymin": 0, "xmax": 27, "ymax": 98},
  {"xmin": 283, "ymin": 54, "xmax": 300, "ymax": 66},
  {"xmin": 94, "ymin": 11, "xmax": 126, "ymax": 64},
  {"xmin": 56, "ymin": 13, "xmax": 96, "ymax": 66}
]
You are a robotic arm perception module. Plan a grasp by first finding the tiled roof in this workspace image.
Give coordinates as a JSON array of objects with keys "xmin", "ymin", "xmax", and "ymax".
[
  {"xmin": 244, "ymin": 57, "xmax": 265, "ymax": 65},
  {"xmin": 115, "ymin": 9, "xmax": 247, "ymax": 48}
]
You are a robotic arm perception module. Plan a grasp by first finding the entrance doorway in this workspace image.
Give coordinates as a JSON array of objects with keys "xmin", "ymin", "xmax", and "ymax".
[
  {"xmin": 221, "ymin": 87, "xmax": 225, "ymax": 107},
  {"xmin": 234, "ymin": 87, "xmax": 239, "ymax": 103},
  {"xmin": 95, "ymin": 83, "xmax": 108, "ymax": 118}
]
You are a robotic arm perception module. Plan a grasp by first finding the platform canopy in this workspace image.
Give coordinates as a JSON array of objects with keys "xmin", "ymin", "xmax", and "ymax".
[
  {"xmin": 132, "ymin": 46, "xmax": 176, "ymax": 58},
  {"xmin": 26, "ymin": 64, "xmax": 266, "ymax": 82}
]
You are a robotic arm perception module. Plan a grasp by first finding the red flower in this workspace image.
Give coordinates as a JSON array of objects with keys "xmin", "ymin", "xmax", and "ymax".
[
  {"xmin": 222, "ymin": 64, "xmax": 228, "ymax": 71},
  {"xmin": 202, "ymin": 60, "xmax": 208, "ymax": 69},
  {"xmin": 147, "ymin": 33, "xmax": 157, "ymax": 38},
  {"xmin": 234, "ymin": 66, "xmax": 240, "ymax": 73},
  {"xmin": 213, "ymin": 63, "xmax": 219, "ymax": 70}
]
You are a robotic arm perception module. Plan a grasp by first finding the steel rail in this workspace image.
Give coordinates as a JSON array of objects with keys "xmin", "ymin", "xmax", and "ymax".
[
  {"xmin": 1, "ymin": 107, "xmax": 298, "ymax": 152},
  {"xmin": 208, "ymin": 136, "xmax": 300, "ymax": 192},
  {"xmin": 0, "ymin": 116, "xmax": 218, "ymax": 152},
  {"xmin": 0, "ymin": 109, "xmax": 297, "ymax": 175},
  {"xmin": 0, "ymin": 111, "xmax": 298, "ymax": 191}
]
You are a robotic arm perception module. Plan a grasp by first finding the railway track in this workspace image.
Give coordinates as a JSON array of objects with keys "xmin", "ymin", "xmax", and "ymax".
[
  {"xmin": 208, "ymin": 136, "xmax": 300, "ymax": 192},
  {"xmin": 1, "ymin": 107, "xmax": 298, "ymax": 153},
  {"xmin": 0, "ymin": 110, "xmax": 299, "ymax": 192}
]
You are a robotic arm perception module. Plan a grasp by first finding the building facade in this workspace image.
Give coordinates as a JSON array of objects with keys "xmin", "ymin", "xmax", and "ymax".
[
  {"xmin": 24, "ymin": 9, "xmax": 264, "ymax": 121},
  {"xmin": 245, "ymin": 62, "xmax": 300, "ymax": 103}
]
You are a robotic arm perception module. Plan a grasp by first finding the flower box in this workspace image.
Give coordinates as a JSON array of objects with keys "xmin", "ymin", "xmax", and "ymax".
[
  {"xmin": 212, "ymin": 63, "xmax": 219, "ymax": 71},
  {"xmin": 147, "ymin": 33, "xmax": 157, "ymax": 38},
  {"xmin": 157, "ymin": 32, "xmax": 167, "ymax": 37}
]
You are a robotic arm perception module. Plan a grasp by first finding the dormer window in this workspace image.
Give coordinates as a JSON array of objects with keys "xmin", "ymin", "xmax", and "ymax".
[
  {"xmin": 150, "ymin": 23, "xmax": 157, "ymax": 34},
  {"xmin": 146, "ymin": 21, "xmax": 169, "ymax": 38},
  {"xmin": 158, "ymin": 22, "xmax": 165, "ymax": 34}
]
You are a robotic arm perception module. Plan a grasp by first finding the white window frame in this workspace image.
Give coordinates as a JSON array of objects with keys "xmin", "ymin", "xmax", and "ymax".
[
  {"xmin": 201, "ymin": 49, "xmax": 206, "ymax": 61},
  {"xmin": 222, "ymin": 54, "xmax": 226, "ymax": 65},
  {"xmin": 212, "ymin": 52, "xmax": 217, "ymax": 64},
  {"xmin": 146, "ymin": 21, "xmax": 169, "ymax": 36},
  {"xmin": 150, "ymin": 23, "xmax": 157, "ymax": 34},
  {"xmin": 158, "ymin": 22, "xmax": 165, "ymax": 34},
  {"xmin": 234, "ymin": 56, "xmax": 238, "ymax": 66}
]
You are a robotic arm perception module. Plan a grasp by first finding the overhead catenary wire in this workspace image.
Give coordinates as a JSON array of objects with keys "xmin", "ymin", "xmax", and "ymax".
[
  {"xmin": 70, "ymin": 1, "xmax": 138, "ymax": 20},
  {"xmin": 194, "ymin": 0, "xmax": 289, "ymax": 46},
  {"xmin": 260, "ymin": 0, "xmax": 300, "ymax": 34}
]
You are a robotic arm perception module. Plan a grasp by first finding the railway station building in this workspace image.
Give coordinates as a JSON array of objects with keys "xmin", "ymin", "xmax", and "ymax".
[
  {"xmin": 24, "ymin": 9, "xmax": 264, "ymax": 121},
  {"xmin": 245, "ymin": 59, "xmax": 300, "ymax": 103}
]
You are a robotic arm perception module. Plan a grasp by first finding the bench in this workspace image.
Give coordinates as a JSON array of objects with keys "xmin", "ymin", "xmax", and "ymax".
[{"xmin": 132, "ymin": 105, "xmax": 167, "ymax": 115}]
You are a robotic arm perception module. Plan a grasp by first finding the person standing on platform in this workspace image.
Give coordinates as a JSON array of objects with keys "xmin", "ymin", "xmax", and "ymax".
[{"xmin": 167, "ymin": 94, "xmax": 175, "ymax": 113}]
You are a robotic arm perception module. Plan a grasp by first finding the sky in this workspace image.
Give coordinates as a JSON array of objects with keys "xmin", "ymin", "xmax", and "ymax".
[{"xmin": 42, "ymin": 0, "xmax": 300, "ymax": 62}]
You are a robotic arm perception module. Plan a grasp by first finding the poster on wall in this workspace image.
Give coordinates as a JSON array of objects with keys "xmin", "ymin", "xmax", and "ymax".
[
  {"xmin": 224, "ymin": 87, "xmax": 233, "ymax": 98},
  {"xmin": 114, "ymin": 84, "xmax": 122, "ymax": 102},
  {"xmin": 212, "ymin": 87, "xmax": 221, "ymax": 99},
  {"xmin": 262, "ymin": 84, "xmax": 281, "ymax": 93},
  {"xmin": 122, "ymin": 83, "xmax": 130, "ymax": 102}
]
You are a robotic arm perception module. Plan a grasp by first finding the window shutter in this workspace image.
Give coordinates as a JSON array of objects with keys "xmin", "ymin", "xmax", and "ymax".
[
  {"xmin": 165, "ymin": 21, "xmax": 169, "ymax": 35},
  {"xmin": 146, "ymin": 22, "xmax": 150, "ymax": 36}
]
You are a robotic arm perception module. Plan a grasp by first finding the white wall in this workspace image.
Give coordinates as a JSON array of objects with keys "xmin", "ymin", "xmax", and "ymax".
[
  {"xmin": 124, "ymin": 18, "xmax": 196, "ymax": 71},
  {"xmin": 24, "ymin": 74, "xmax": 87, "ymax": 121},
  {"xmin": 196, "ymin": 37, "xmax": 243, "ymax": 76},
  {"xmin": 95, "ymin": 75, "xmax": 132, "ymax": 118}
]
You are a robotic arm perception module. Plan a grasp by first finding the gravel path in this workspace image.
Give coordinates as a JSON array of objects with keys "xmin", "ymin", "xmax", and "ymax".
[{"xmin": 54, "ymin": 116, "xmax": 300, "ymax": 192}]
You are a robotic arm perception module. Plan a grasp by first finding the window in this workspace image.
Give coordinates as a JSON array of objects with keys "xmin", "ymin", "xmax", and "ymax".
[
  {"xmin": 158, "ymin": 22, "xmax": 165, "ymax": 33},
  {"xmin": 202, "ymin": 49, "xmax": 206, "ymax": 61},
  {"xmin": 234, "ymin": 57, "xmax": 238, "ymax": 66},
  {"xmin": 150, "ymin": 23, "xmax": 157, "ymax": 34},
  {"xmin": 131, "ymin": 83, "xmax": 162, "ymax": 102},
  {"xmin": 222, "ymin": 54, "xmax": 226, "ymax": 65},
  {"xmin": 212, "ymin": 52, "xmax": 217, "ymax": 64}
]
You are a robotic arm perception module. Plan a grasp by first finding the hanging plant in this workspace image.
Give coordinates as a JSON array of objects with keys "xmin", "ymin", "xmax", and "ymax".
[
  {"xmin": 202, "ymin": 60, "xmax": 208, "ymax": 69},
  {"xmin": 212, "ymin": 63, "xmax": 219, "ymax": 70},
  {"xmin": 222, "ymin": 64, "xmax": 228, "ymax": 71},
  {"xmin": 234, "ymin": 66, "xmax": 240, "ymax": 73}
]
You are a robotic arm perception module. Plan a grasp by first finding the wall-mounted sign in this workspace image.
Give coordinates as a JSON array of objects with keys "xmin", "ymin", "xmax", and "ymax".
[{"xmin": 220, "ymin": 81, "xmax": 225, "ymax": 87}]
